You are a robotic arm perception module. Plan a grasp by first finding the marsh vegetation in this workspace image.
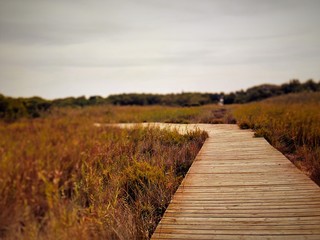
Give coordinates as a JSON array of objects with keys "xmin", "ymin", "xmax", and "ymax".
[
  {"xmin": 0, "ymin": 114, "xmax": 207, "ymax": 239},
  {"xmin": 1, "ymin": 87, "xmax": 319, "ymax": 239}
]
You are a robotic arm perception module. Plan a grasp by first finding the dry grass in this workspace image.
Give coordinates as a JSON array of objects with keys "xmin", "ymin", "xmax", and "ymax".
[
  {"xmin": 232, "ymin": 92, "xmax": 320, "ymax": 184},
  {"xmin": 0, "ymin": 112, "xmax": 207, "ymax": 239},
  {"xmin": 48, "ymin": 104, "xmax": 235, "ymax": 124},
  {"xmin": 5, "ymin": 92, "xmax": 319, "ymax": 240}
]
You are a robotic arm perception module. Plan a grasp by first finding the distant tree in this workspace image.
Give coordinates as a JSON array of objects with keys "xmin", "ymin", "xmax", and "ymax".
[
  {"xmin": 22, "ymin": 97, "xmax": 51, "ymax": 117},
  {"xmin": 246, "ymin": 84, "xmax": 281, "ymax": 102},
  {"xmin": 88, "ymin": 96, "xmax": 104, "ymax": 105},
  {"xmin": 302, "ymin": 79, "xmax": 318, "ymax": 92},
  {"xmin": 2, "ymin": 98, "xmax": 28, "ymax": 122},
  {"xmin": 52, "ymin": 97, "xmax": 76, "ymax": 107},
  {"xmin": 74, "ymin": 96, "xmax": 87, "ymax": 107},
  {"xmin": 209, "ymin": 93, "xmax": 221, "ymax": 103},
  {"xmin": 234, "ymin": 90, "xmax": 247, "ymax": 103},
  {"xmin": 281, "ymin": 79, "xmax": 301, "ymax": 93},
  {"xmin": 223, "ymin": 93, "xmax": 236, "ymax": 104}
]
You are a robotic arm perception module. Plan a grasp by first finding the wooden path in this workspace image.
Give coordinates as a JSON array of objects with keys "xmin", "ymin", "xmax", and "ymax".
[{"xmin": 107, "ymin": 123, "xmax": 320, "ymax": 239}]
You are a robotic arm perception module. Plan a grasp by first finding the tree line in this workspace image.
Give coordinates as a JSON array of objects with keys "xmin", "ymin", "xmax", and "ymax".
[
  {"xmin": 1, "ymin": 79, "xmax": 319, "ymax": 121},
  {"xmin": 223, "ymin": 79, "xmax": 320, "ymax": 104}
]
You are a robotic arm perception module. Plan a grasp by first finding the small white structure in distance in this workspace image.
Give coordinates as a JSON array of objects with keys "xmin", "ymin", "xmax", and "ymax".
[{"xmin": 218, "ymin": 97, "xmax": 224, "ymax": 106}]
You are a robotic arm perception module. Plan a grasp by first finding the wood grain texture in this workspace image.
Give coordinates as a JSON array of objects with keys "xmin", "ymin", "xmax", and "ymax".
[{"xmin": 109, "ymin": 123, "xmax": 320, "ymax": 239}]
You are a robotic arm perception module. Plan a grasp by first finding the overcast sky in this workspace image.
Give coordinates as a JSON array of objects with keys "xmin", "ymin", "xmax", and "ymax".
[{"xmin": 0, "ymin": 0, "xmax": 319, "ymax": 99}]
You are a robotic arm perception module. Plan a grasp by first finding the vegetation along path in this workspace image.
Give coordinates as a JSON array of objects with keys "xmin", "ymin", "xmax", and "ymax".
[{"xmin": 108, "ymin": 123, "xmax": 320, "ymax": 239}]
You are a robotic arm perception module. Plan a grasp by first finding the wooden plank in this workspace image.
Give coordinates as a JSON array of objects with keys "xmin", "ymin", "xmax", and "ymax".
[
  {"xmin": 157, "ymin": 224, "xmax": 320, "ymax": 230},
  {"xmin": 152, "ymin": 235, "xmax": 320, "ymax": 240},
  {"xmin": 165, "ymin": 209, "xmax": 320, "ymax": 215},
  {"xmin": 159, "ymin": 216, "xmax": 320, "ymax": 223},
  {"xmin": 169, "ymin": 203, "xmax": 320, "ymax": 208},
  {"xmin": 154, "ymin": 228, "xmax": 320, "ymax": 235}
]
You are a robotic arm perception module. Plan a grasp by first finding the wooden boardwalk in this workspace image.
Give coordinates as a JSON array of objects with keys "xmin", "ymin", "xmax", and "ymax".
[{"xmin": 109, "ymin": 123, "xmax": 320, "ymax": 239}]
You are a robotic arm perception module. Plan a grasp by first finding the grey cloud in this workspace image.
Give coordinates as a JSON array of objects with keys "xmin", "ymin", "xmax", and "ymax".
[
  {"xmin": 0, "ymin": 0, "xmax": 319, "ymax": 98},
  {"xmin": 0, "ymin": 1, "xmax": 132, "ymax": 45}
]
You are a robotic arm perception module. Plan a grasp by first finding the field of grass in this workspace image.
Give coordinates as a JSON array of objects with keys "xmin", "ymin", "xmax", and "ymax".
[
  {"xmin": 1, "ymin": 91, "xmax": 319, "ymax": 239},
  {"xmin": 0, "ymin": 114, "xmax": 207, "ymax": 239},
  {"xmin": 232, "ymin": 92, "xmax": 320, "ymax": 184},
  {"xmin": 49, "ymin": 104, "xmax": 235, "ymax": 125}
]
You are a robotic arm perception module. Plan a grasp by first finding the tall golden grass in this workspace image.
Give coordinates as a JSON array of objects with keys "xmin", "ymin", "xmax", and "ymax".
[
  {"xmin": 233, "ymin": 92, "xmax": 320, "ymax": 183},
  {"xmin": 48, "ymin": 104, "xmax": 235, "ymax": 124},
  {"xmin": 3, "ymin": 91, "xmax": 318, "ymax": 239},
  {"xmin": 0, "ymin": 112, "xmax": 207, "ymax": 239}
]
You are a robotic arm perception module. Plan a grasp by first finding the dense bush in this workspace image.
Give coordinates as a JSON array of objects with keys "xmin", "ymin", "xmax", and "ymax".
[
  {"xmin": 107, "ymin": 92, "xmax": 221, "ymax": 106},
  {"xmin": 0, "ymin": 95, "xmax": 51, "ymax": 122}
]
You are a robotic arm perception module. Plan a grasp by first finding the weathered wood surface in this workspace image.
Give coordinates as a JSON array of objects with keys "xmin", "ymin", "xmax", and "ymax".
[{"xmin": 108, "ymin": 123, "xmax": 320, "ymax": 239}]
